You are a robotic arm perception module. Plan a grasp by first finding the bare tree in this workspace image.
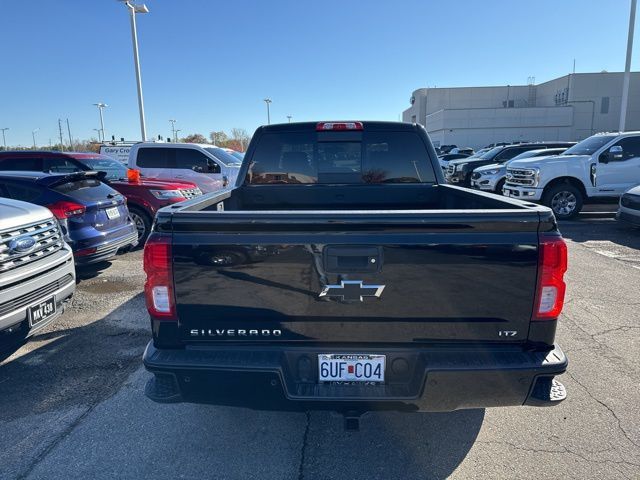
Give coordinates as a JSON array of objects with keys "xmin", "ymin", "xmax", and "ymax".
[{"xmin": 230, "ymin": 128, "xmax": 251, "ymax": 152}]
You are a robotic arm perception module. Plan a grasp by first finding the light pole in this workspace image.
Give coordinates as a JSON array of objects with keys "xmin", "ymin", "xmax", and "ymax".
[
  {"xmin": 119, "ymin": 0, "xmax": 149, "ymax": 141},
  {"xmin": 287, "ymin": 115, "xmax": 292, "ymax": 123},
  {"xmin": 93, "ymin": 128, "xmax": 102, "ymax": 140},
  {"xmin": 0, "ymin": 128, "xmax": 8, "ymax": 150},
  {"xmin": 263, "ymin": 98, "xmax": 272, "ymax": 125},
  {"xmin": 32, "ymin": 128, "xmax": 39, "ymax": 149},
  {"xmin": 93, "ymin": 102, "xmax": 108, "ymax": 142},
  {"xmin": 169, "ymin": 119, "xmax": 177, "ymax": 142},
  {"xmin": 620, "ymin": 0, "xmax": 637, "ymax": 131},
  {"xmin": 175, "ymin": 129, "xmax": 181, "ymax": 142}
]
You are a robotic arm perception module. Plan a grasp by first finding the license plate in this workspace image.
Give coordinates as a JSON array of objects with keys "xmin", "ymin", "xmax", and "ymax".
[
  {"xmin": 28, "ymin": 296, "xmax": 56, "ymax": 327},
  {"xmin": 318, "ymin": 354, "xmax": 385, "ymax": 383},
  {"xmin": 105, "ymin": 206, "xmax": 120, "ymax": 219}
]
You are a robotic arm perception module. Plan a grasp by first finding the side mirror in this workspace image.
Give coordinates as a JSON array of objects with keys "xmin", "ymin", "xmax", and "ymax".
[
  {"xmin": 207, "ymin": 161, "xmax": 221, "ymax": 174},
  {"xmin": 609, "ymin": 145, "xmax": 623, "ymax": 161}
]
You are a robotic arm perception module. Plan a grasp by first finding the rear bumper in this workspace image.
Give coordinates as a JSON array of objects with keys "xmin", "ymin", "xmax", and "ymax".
[
  {"xmin": 143, "ymin": 342, "xmax": 568, "ymax": 412},
  {"xmin": 73, "ymin": 228, "xmax": 138, "ymax": 265}
]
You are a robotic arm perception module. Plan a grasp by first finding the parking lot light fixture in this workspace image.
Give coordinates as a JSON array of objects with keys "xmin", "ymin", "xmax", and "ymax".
[
  {"xmin": 93, "ymin": 102, "xmax": 108, "ymax": 142},
  {"xmin": 263, "ymin": 98, "xmax": 272, "ymax": 125},
  {"xmin": 0, "ymin": 127, "xmax": 8, "ymax": 150},
  {"xmin": 32, "ymin": 128, "xmax": 39, "ymax": 149},
  {"xmin": 169, "ymin": 119, "xmax": 177, "ymax": 142},
  {"xmin": 287, "ymin": 115, "xmax": 292, "ymax": 123},
  {"xmin": 119, "ymin": 0, "xmax": 149, "ymax": 141}
]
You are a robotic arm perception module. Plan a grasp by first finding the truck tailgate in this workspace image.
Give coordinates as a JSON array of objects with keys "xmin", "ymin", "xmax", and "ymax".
[{"xmin": 170, "ymin": 211, "xmax": 541, "ymax": 344}]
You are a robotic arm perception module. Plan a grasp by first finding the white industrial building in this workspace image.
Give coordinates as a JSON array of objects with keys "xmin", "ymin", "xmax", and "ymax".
[{"xmin": 402, "ymin": 72, "xmax": 640, "ymax": 149}]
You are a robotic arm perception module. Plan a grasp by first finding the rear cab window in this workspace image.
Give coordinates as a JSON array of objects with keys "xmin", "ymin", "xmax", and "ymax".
[{"xmin": 246, "ymin": 130, "xmax": 436, "ymax": 185}]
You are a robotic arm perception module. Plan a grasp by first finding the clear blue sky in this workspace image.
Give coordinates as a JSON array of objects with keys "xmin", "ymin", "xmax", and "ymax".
[{"xmin": 1, "ymin": 0, "xmax": 638, "ymax": 147}]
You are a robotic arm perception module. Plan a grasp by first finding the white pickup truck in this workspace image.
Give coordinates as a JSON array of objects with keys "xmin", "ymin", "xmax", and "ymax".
[{"xmin": 503, "ymin": 132, "xmax": 640, "ymax": 219}]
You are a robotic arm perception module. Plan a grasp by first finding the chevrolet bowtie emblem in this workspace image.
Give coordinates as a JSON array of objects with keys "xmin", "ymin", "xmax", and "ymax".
[{"xmin": 319, "ymin": 280, "xmax": 385, "ymax": 302}]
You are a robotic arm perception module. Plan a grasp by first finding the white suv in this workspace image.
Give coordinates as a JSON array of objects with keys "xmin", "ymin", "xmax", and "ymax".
[
  {"xmin": 503, "ymin": 132, "xmax": 640, "ymax": 219},
  {"xmin": 128, "ymin": 143, "xmax": 242, "ymax": 193}
]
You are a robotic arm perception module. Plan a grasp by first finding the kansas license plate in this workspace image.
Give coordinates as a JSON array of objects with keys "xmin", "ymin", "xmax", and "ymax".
[
  {"xmin": 318, "ymin": 354, "xmax": 385, "ymax": 383},
  {"xmin": 28, "ymin": 296, "xmax": 56, "ymax": 327},
  {"xmin": 105, "ymin": 206, "xmax": 120, "ymax": 219}
]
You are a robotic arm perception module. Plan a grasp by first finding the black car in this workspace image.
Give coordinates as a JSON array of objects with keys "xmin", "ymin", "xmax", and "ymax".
[{"xmin": 446, "ymin": 142, "xmax": 576, "ymax": 187}]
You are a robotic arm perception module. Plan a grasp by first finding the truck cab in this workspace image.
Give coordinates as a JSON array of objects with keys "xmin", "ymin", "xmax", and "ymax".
[{"xmin": 503, "ymin": 132, "xmax": 640, "ymax": 219}]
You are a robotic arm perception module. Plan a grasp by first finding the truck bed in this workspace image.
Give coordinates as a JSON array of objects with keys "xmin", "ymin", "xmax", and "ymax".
[
  {"xmin": 169, "ymin": 183, "xmax": 542, "ymax": 212},
  {"xmin": 154, "ymin": 184, "xmax": 555, "ymax": 348}
]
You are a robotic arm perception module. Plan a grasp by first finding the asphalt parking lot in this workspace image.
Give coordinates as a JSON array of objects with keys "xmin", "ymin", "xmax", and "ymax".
[{"xmin": 1, "ymin": 208, "xmax": 639, "ymax": 480}]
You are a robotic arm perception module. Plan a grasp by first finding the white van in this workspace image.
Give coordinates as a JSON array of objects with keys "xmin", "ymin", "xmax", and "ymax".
[{"xmin": 128, "ymin": 143, "xmax": 242, "ymax": 193}]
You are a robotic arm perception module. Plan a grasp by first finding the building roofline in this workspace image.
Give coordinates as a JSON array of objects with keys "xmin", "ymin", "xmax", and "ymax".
[{"xmin": 412, "ymin": 71, "xmax": 640, "ymax": 93}]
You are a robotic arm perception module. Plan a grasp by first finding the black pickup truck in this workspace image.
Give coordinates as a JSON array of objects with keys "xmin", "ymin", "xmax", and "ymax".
[{"xmin": 142, "ymin": 121, "xmax": 568, "ymax": 427}]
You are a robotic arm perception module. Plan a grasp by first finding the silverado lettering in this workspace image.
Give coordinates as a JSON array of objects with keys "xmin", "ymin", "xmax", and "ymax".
[{"xmin": 190, "ymin": 329, "xmax": 282, "ymax": 337}]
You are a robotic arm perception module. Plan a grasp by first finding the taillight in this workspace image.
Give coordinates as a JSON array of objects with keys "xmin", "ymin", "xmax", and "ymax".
[
  {"xmin": 46, "ymin": 201, "xmax": 86, "ymax": 219},
  {"xmin": 316, "ymin": 121, "xmax": 363, "ymax": 131},
  {"xmin": 143, "ymin": 234, "xmax": 177, "ymax": 320},
  {"xmin": 533, "ymin": 235, "xmax": 568, "ymax": 321}
]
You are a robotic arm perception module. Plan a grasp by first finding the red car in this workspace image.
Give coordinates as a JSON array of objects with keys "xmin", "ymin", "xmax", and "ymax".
[{"xmin": 0, "ymin": 151, "xmax": 202, "ymax": 243}]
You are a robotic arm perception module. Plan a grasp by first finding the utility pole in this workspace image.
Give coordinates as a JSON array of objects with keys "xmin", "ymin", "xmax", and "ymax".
[
  {"xmin": 0, "ymin": 128, "xmax": 8, "ymax": 150},
  {"xmin": 66, "ymin": 119, "xmax": 73, "ymax": 150},
  {"xmin": 620, "ymin": 0, "xmax": 637, "ymax": 131},
  {"xmin": 169, "ymin": 119, "xmax": 177, "ymax": 142},
  {"xmin": 58, "ymin": 119, "xmax": 65, "ymax": 151},
  {"xmin": 263, "ymin": 98, "xmax": 272, "ymax": 125},
  {"xmin": 32, "ymin": 129, "xmax": 39, "ymax": 149}
]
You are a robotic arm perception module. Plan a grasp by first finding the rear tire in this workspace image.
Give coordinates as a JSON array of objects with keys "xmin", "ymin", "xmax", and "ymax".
[
  {"xmin": 128, "ymin": 206, "xmax": 152, "ymax": 246},
  {"xmin": 542, "ymin": 183, "xmax": 583, "ymax": 220}
]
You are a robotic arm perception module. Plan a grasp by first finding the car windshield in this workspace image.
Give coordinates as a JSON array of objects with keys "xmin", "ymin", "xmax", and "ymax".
[
  {"xmin": 229, "ymin": 151, "xmax": 244, "ymax": 160},
  {"xmin": 479, "ymin": 147, "xmax": 503, "ymax": 160},
  {"xmin": 561, "ymin": 135, "xmax": 617, "ymax": 156},
  {"xmin": 79, "ymin": 157, "xmax": 128, "ymax": 180},
  {"xmin": 204, "ymin": 147, "xmax": 243, "ymax": 166}
]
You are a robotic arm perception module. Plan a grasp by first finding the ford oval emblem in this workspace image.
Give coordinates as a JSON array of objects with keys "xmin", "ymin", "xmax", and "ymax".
[{"xmin": 9, "ymin": 236, "xmax": 37, "ymax": 254}]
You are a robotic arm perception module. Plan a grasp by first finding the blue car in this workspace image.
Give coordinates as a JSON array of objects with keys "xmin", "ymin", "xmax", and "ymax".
[{"xmin": 0, "ymin": 171, "xmax": 137, "ymax": 265}]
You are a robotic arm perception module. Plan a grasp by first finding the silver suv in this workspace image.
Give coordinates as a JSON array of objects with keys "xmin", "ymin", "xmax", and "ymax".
[{"xmin": 0, "ymin": 198, "xmax": 75, "ymax": 346}]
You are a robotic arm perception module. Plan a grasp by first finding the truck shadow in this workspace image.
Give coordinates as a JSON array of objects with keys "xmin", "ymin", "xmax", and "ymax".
[{"xmin": 301, "ymin": 408, "xmax": 484, "ymax": 479}]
